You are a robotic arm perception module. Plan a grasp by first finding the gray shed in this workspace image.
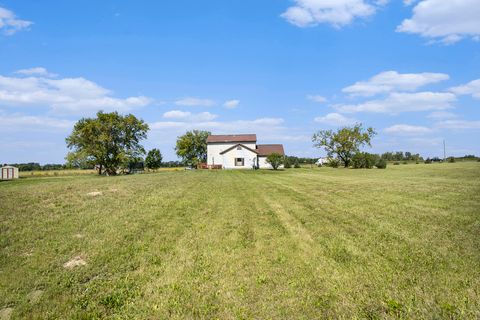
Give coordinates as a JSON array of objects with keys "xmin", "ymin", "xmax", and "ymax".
[{"xmin": 1, "ymin": 165, "xmax": 19, "ymax": 180}]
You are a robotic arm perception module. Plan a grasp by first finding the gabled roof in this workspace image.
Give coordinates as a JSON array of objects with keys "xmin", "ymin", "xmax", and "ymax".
[
  {"xmin": 219, "ymin": 144, "xmax": 259, "ymax": 155},
  {"xmin": 207, "ymin": 134, "xmax": 257, "ymax": 143},
  {"xmin": 256, "ymin": 144, "xmax": 285, "ymax": 156}
]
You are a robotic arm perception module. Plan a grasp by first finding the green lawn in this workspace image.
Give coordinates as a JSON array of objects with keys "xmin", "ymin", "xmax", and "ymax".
[{"xmin": 1, "ymin": 163, "xmax": 479, "ymax": 319}]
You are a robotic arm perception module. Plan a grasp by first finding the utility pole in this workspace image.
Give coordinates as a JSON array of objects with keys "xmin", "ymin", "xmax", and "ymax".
[{"xmin": 443, "ymin": 139, "xmax": 446, "ymax": 162}]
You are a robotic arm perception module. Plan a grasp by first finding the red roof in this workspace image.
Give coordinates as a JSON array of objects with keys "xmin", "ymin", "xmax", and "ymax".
[
  {"xmin": 256, "ymin": 144, "xmax": 285, "ymax": 156},
  {"xmin": 207, "ymin": 134, "xmax": 257, "ymax": 143}
]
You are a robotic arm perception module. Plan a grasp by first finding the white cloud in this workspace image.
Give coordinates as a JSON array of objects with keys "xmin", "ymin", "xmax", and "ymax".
[
  {"xmin": 427, "ymin": 111, "xmax": 458, "ymax": 119},
  {"xmin": 0, "ymin": 7, "xmax": 32, "ymax": 35},
  {"xmin": 435, "ymin": 119, "xmax": 480, "ymax": 130},
  {"xmin": 397, "ymin": 0, "xmax": 480, "ymax": 44},
  {"xmin": 384, "ymin": 124, "xmax": 432, "ymax": 135},
  {"xmin": 175, "ymin": 97, "xmax": 215, "ymax": 107},
  {"xmin": 343, "ymin": 71, "xmax": 449, "ymax": 96},
  {"xmin": 281, "ymin": 0, "xmax": 387, "ymax": 28},
  {"xmin": 223, "ymin": 99, "xmax": 240, "ymax": 109},
  {"xmin": 307, "ymin": 94, "xmax": 328, "ymax": 103},
  {"xmin": 449, "ymin": 79, "xmax": 480, "ymax": 99},
  {"xmin": 335, "ymin": 91, "xmax": 456, "ymax": 113},
  {"xmin": 162, "ymin": 110, "xmax": 218, "ymax": 122},
  {"xmin": 150, "ymin": 117, "xmax": 284, "ymax": 132},
  {"xmin": 0, "ymin": 112, "xmax": 73, "ymax": 132},
  {"xmin": 404, "ymin": 0, "xmax": 418, "ymax": 5},
  {"xmin": 0, "ymin": 70, "xmax": 152, "ymax": 115},
  {"xmin": 15, "ymin": 67, "xmax": 57, "ymax": 78},
  {"xmin": 314, "ymin": 112, "xmax": 357, "ymax": 126}
]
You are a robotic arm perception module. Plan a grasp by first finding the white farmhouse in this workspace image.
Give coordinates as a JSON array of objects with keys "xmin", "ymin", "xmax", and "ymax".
[{"xmin": 206, "ymin": 134, "xmax": 285, "ymax": 169}]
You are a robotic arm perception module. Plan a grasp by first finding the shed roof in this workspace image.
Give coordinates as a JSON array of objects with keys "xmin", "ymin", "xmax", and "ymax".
[
  {"xmin": 207, "ymin": 134, "xmax": 257, "ymax": 143},
  {"xmin": 256, "ymin": 144, "xmax": 285, "ymax": 156}
]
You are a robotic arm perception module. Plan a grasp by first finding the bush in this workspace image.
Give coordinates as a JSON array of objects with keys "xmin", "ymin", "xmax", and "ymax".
[
  {"xmin": 403, "ymin": 161, "xmax": 408, "ymax": 165},
  {"xmin": 393, "ymin": 162, "xmax": 400, "ymax": 165},
  {"xmin": 294, "ymin": 161, "xmax": 301, "ymax": 168},
  {"xmin": 284, "ymin": 159, "xmax": 292, "ymax": 169},
  {"xmin": 327, "ymin": 158, "xmax": 340, "ymax": 168},
  {"xmin": 425, "ymin": 158, "xmax": 432, "ymax": 164},
  {"xmin": 448, "ymin": 157, "xmax": 456, "ymax": 163},
  {"xmin": 376, "ymin": 158, "xmax": 387, "ymax": 169},
  {"xmin": 352, "ymin": 152, "xmax": 379, "ymax": 169}
]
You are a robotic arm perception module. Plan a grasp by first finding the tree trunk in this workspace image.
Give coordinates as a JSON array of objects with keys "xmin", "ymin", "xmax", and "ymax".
[{"xmin": 98, "ymin": 164, "xmax": 103, "ymax": 175}]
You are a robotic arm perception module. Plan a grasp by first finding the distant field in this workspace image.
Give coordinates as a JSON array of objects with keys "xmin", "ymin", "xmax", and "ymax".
[
  {"xmin": 1, "ymin": 163, "xmax": 479, "ymax": 318},
  {"xmin": 18, "ymin": 167, "xmax": 185, "ymax": 178}
]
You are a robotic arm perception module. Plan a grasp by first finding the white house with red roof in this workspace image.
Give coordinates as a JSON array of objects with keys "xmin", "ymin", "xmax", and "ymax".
[{"xmin": 206, "ymin": 134, "xmax": 285, "ymax": 169}]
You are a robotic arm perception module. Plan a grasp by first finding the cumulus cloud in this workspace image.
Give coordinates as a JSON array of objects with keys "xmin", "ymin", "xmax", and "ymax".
[
  {"xmin": 449, "ymin": 79, "xmax": 480, "ymax": 99},
  {"xmin": 307, "ymin": 95, "xmax": 328, "ymax": 103},
  {"xmin": 397, "ymin": 0, "xmax": 480, "ymax": 44},
  {"xmin": 15, "ymin": 67, "xmax": 57, "ymax": 78},
  {"xmin": 0, "ymin": 6, "xmax": 32, "ymax": 35},
  {"xmin": 343, "ymin": 71, "xmax": 449, "ymax": 96},
  {"xmin": 281, "ymin": 0, "xmax": 387, "ymax": 28},
  {"xmin": 150, "ymin": 117, "xmax": 284, "ymax": 132},
  {"xmin": 223, "ymin": 99, "xmax": 240, "ymax": 109},
  {"xmin": 384, "ymin": 124, "xmax": 432, "ymax": 135},
  {"xmin": 162, "ymin": 110, "xmax": 218, "ymax": 122},
  {"xmin": 335, "ymin": 91, "xmax": 456, "ymax": 113},
  {"xmin": 314, "ymin": 113, "xmax": 357, "ymax": 126},
  {"xmin": 175, "ymin": 97, "xmax": 215, "ymax": 107},
  {"xmin": 0, "ymin": 69, "xmax": 152, "ymax": 115}
]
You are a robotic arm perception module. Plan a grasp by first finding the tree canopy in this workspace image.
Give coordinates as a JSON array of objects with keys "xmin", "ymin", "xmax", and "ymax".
[
  {"xmin": 66, "ymin": 111, "xmax": 149, "ymax": 175},
  {"xmin": 312, "ymin": 124, "xmax": 376, "ymax": 168},
  {"xmin": 145, "ymin": 149, "xmax": 163, "ymax": 170},
  {"xmin": 266, "ymin": 153, "xmax": 284, "ymax": 170},
  {"xmin": 175, "ymin": 130, "xmax": 210, "ymax": 166}
]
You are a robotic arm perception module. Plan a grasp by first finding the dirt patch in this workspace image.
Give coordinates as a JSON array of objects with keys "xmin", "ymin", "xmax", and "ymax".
[
  {"xmin": 63, "ymin": 256, "xmax": 87, "ymax": 269},
  {"xmin": 87, "ymin": 191, "xmax": 102, "ymax": 197},
  {"xmin": 0, "ymin": 308, "xmax": 13, "ymax": 320},
  {"xmin": 27, "ymin": 290, "xmax": 43, "ymax": 304}
]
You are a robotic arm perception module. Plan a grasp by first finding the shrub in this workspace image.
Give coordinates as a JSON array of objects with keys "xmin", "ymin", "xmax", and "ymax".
[
  {"xmin": 393, "ymin": 162, "xmax": 400, "ymax": 165},
  {"xmin": 352, "ymin": 152, "xmax": 379, "ymax": 169},
  {"xmin": 294, "ymin": 161, "xmax": 301, "ymax": 168},
  {"xmin": 284, "ymin": 159, "xmax": 292, "ymax": 169},
  {"xmin": 327, "ymin": 158, "xmax": 340, "ymax": 168},
  {"xmin": 266, "ymin": 153, "xmax": 284, "ymax": 170},
  {"xmin": 403, "ymin": 161, "xmax": 408, "ymax": 165},
  {"xmin": 376, "ymin": 158, "xmax": 387, "ymax": 169},
  {"xmin": 425, "ymin": 158, "xmax": 432, "ymax": 164},
  {"xmin": 448, "ymin": 157, "xmax": 456, "ymax": 163}
]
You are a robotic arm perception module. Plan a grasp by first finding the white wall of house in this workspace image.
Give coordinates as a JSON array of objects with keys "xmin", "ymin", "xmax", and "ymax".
[
  {"xmin": 207, "ymin": 142, "xmax": 257, "ymax": 169},
  {"xmin": 258, "ymin": 156, "xmax": 284, "ymax": 169}
]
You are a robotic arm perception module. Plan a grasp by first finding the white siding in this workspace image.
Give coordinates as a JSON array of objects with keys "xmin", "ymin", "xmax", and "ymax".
[
  {"xmin": 258, "ymin": 156, "xmax": 284, "ymax": 169},
  {"xmin": 207, "ymin": 143, "xmax": 257, "ymax": 169}
]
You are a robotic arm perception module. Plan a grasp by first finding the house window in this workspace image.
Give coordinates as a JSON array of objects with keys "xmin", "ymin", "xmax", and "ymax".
[
  {"xmin": 237, "ymin": 146, "xmax": 242, "ymax": 150},
  {"xmin": 235, "ymin": 158, "xmax": 244, "ymax": 166}
]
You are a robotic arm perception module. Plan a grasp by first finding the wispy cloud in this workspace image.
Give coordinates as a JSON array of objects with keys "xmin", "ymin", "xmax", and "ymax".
[
  {"xmin": 307, "ymin": 95, "xmax": 327, "ymax": 103},
  {"xmin": 343, "ymin": 71, "xmax": 449, "ymax": 97},
  {"xmin": 0, "ymin": 6, "xmax": 32, "ymax": 35},
  {"xmin": 384, "ymin": 124, "xmax": 432, "ymax": 135},
  {"xmin": 223, "ymin": 99, "xmax": 240, "ymax": 109},
  {"xmin": 174, "ymin": 97, "xmax": 215, "ymax": 107},
  {"xmin": 314, "ymin": 113, "xmax": 357, "ymax": 126}
]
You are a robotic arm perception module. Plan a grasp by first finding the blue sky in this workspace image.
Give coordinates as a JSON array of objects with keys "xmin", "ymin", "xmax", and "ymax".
[{"xmin": 1, "ymin": 0, "xmax": 479, "ymax": 163}]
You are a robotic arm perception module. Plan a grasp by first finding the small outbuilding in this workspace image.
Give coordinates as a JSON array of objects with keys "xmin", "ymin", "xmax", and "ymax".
[{"xmin": 1, "ymin": 165, "xmax": 19, "ymax": 180}]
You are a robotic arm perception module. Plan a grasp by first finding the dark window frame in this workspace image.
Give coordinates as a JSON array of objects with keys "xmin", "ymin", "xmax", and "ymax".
[{"xmin": 235, "ymin": 158, "xmax": 245, "ymax": 166}]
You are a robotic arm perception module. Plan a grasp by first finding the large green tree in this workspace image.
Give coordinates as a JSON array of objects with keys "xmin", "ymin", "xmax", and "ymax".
[
  {"xmin": 66, "ymin": 111, "xmax": 149, "ymax": 175},
  {"xmin": 312, "ymin": 124, "xmax": 376, "ymax": 168},
  {"xmin": 145, "ymin": 148, "xmax": 163, "ymax": 170},
  {"xmin": 175, "ymin": 130, "xmax": 210, "ymax": 166}
]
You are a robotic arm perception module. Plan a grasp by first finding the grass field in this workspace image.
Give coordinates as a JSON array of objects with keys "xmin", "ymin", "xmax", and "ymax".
[{"xmin": 1, "ymin": 163, "xmax": 479, "ymax": 319}]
